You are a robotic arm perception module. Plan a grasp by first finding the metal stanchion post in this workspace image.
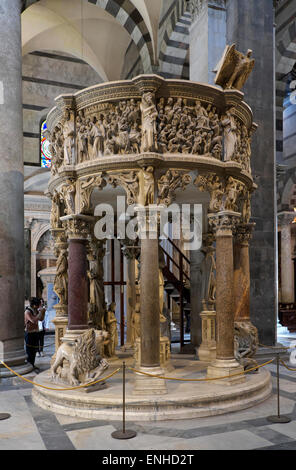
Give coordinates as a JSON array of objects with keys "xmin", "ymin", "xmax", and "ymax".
[
  {"xmin": 267, "ymin": 353, "xmax": 291, "ymax": 424},
  {"xmin": 0, "ymin": 369, "xmax": 11, "ymax": 420},
  {"xmin": 111, "ymin": 361, "xmax": 137, "ymax": 439}
]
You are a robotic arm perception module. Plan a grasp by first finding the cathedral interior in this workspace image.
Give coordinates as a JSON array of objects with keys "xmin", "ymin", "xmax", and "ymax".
[{"xmin": 1, "ymin": 0, "xmax": 296, "ymax": 452}]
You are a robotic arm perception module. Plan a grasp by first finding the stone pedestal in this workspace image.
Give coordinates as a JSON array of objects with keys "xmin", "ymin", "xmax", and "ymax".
[
  {"xmin": 135, "ymin": 336, "xmax": 173, "ymax": 372},
  {"xmin": 207, "ymin": 212, "xmax": 245, "ymax": 384},
  {"xmin": 197, "ymin": 310, "xmax": 216, "ymax": 361},
  {"xmin": 0, "ymin": 1, "xmax": 31, "ymax": 376},
  {"xmin": 278, "ymin": 212, "xmax": 295, "ymax": 305}
]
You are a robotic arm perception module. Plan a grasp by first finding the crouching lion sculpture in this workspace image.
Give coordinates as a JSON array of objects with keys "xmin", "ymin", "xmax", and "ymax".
[
  {"xmin": 234, "ymin": 321, "xmax": 259, "ymax": 371},
  {"xmin": 51, "ymin": 328, "xmax": 109, "ymax": 387}
]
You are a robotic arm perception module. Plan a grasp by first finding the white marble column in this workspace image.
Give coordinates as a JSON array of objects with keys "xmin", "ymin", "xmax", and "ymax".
[
  {"xmin": 278, "ymin": 212, "xmax": 295, "ymax": 305},
  {"xmin": 189, "ymin": 0, "xmax": 226, "ymax": 85},
  {"xmin": 0, "ymin": 0, "xmax": 32, "ymax": 375}
]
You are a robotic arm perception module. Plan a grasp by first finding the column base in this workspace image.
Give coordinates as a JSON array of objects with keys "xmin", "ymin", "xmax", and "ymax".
[
  {"xmin": 207, "ymin": 359, "xmax": 245, "ymax": 385},
  {"xmin": 196, "ymin": 344, "xmax": 217, "ymax": 362},
  {"xmin": 132, "ymin": 366, "xmax": 167, "ymax": 395},
  {"xmin": 62, "ymin": 329, "xmax": 89, "ymax": 344}
]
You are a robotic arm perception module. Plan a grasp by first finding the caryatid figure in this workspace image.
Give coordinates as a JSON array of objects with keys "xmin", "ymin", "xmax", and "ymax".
[{"xmin": 140, "ymin": 92, "xmax": 158, "ymax": 152}]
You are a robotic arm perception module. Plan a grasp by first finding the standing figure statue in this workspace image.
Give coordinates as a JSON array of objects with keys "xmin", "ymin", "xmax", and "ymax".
[
  {"xmin": 62, "ymin": 109, "xmax": 75, "ymax": 165},
  {"xmin": 53, "ymin": 248, "xmax": 68, "ymax": 305},
  {"xmin": 50, "ymin": 190, "xmax": 62, "ymax": 229},
  {"xmin": 141, "ymin": 166, "xmax": 154, "ymax": 206},
  {"xmin": 87, "ymin": 256, "xmax": 106, "ymax": 330},
  {"xmin": 222, "ymin": 107, "xmax": 238, "ymax": 161},
  {"xmin": 131, "ymin": 302, "xmax": 141, "ymax": 348},
  {"xmin": 104, "ymin": 302, "xmax": 118, "ymax": 358},
  {"xmin": 90, "ymin": 116, "xmax": 105, "ymax": 158},
  {"xmin": 140, "ymin": 92, "xmax": 158, "ymax": 152}
]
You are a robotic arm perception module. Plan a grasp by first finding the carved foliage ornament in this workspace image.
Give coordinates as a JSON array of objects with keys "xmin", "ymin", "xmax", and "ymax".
[
  {"xmin": 79, "ymin": 174, "xmax": 107, "ymax": 214},
  {"xmin": 194, "ymin": 174, "xmax": 248, "ymax": 215},
  {"xmin": 108, "ymin": 171, "xmax": 139, "ymax": 205},
  {"xmin": 157, "ymin": 169, "xmax": 192, "ymax": 206}
]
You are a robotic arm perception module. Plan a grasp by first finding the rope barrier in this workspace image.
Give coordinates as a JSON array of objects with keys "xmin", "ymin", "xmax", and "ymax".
[
  {"xmin": 279, "ymin": 358, "xmax": 296, "ymax": 372},
  {"xmin": 25, "ymin": 342, "xmax": 55, "ymax": 350},
  {"xmin": 129, "ymin": 358, "xmax": 275, "ymax": 382},
  {"xmin": 0, "ymin": 361, "xmax": 121, "ymax": 392},
  {"xmin": 258, "ymin": 342, "xmax": 296, "ymax": 350}
]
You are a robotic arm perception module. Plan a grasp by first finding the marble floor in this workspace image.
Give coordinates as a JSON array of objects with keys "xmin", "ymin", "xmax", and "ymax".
[{"xmin": 0, "ymin": 332, "xmax": 296, "ymax": 451}]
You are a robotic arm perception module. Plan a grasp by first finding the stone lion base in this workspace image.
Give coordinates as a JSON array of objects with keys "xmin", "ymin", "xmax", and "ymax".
[{"xmin": 31, "ymin": 355, "xmax": 272, "ymax": 421}]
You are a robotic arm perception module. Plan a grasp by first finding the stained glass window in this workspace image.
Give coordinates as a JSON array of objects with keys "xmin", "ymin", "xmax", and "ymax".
[{"xmin": 41, "ymin": 120, "xmax": 52, "ymax": 168}]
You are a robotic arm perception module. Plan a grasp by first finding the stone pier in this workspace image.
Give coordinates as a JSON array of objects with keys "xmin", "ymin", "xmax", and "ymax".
[{"xmin": 0, "ymin": 1, "xmax": 31, "ymax": 376}]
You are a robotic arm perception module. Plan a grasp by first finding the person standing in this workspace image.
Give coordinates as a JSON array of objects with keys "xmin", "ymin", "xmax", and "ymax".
[
  {"xmin": 24, "ymin": 298, "xmax": 45, "ymax": 371},
  {"xmin": 37, "ymin": 299, "xmax": 46, "ymax": 357}
]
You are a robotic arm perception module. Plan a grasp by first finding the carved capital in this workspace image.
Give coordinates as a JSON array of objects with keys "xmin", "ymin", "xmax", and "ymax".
[
  {"xmin": 278, "ymin": 211, "xmax": 295, "ymax": 227},
  {"xmin": 60, "ymin": 214, "xmax": 94, "ymax": 239},
  {"xmin": 195, "ymin": 173, "xmax": 224, "ymax": 212},
  {"xmin": 208, "ymin": 211, "xmax": 241, "ymax": 235},
  {"xmin": 234, "ymin": 223, "xmax": 255, "ymax": 244}
]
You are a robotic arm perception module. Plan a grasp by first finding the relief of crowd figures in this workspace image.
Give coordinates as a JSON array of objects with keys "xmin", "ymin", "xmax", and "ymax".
[
  {"xmin": 76, "ymin": 99, "xmax": 141, "ymax": 162},
  {"xmin": 156, "ymin": 97, "xmax": 223, "ymax": 159},
  {"xmin": 48, "ymin": 97, "xmax": 253, "ymax": 174}
]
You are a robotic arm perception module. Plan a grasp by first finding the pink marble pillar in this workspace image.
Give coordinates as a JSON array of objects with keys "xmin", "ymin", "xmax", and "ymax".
[
  {"xmin": 68, "ymin": 238, "xmax": 89, "ymax": 330},
  {"xmin": 207, "ymin": 211, "xmax": 245, "ymax": 382}
]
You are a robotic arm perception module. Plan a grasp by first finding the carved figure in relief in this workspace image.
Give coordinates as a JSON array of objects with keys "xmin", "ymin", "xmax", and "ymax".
[
  {"xmin": 222, "ymin": 107, "xmax": 238, "ymax": 161},
  {"xmin": 76, "ymin": 111, "xmax": 88, "ymax": 163},
  {"xmin": 90, "ymin": 116, "xmax": 105, "ymax": 158},
  {"xmin": 62, "ymin": 109, "xmax": 74, "ymax": 165},
  {"xmin": 87, "ymin": 245, "xmax": 106, "ymax": 331},
  {"xmin": 141, "ymin": 166, "xmax": 154, "ymax": 206},
  {"xmin": 51, "ymin": 328, "xmax": 109, "ymax": 387},
  {"xmin": 129, "ymin": 122, "xmax": 141, "ymax": 153},
  {"xmin": 194, "ymin": 100, "xmax": 210, "ymax": 128},
  {"xmin": 61, "ymin": 179, "xmax": 76, "ymax": 215},
  {"xmin": 131, "ymin": 302, "xmax": 141, "ymax": 348},
  {"xmin": 50, "ymin": 125, "xmax": 64, "ymax": 174},
  {"xmin": 224, "ymin": 177, "xmax": 244, "ymax": 212},
  {"xmin": 140, "ymin": 92, "xmax": 158, "ymax": 152},
  {"xmin": 215, "ymin": 44, "xmax": 255, "ymax": 91},
  {"xmin": 104, "ymin": 302, "xmax": 118, "ymax": 358},
  {"xmin": 53, "ymin": 248, "xmax": 68, "ymax": 305},
  {"xmin": 234, "ymin": 321, "xmax": 258, "ymax": 370},
  {"xmin": 50, "ymin": 190, "xmax": 62, "ymax": 229}
]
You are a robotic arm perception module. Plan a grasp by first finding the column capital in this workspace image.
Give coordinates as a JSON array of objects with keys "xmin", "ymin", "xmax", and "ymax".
[
  {"xmin": 278, "ymin": 211, "xmax": 295, "ymax": 227},
  {"xmin": 234, "ymin": 222, "xmax": 256, "ymax": 244},
  {"xmin": 60, "ymin": 214, "xmax": 95, "ymax": 240},
  {"xmin": 208, "ymin": 211, "xmax": 241, "ymax": 235}
]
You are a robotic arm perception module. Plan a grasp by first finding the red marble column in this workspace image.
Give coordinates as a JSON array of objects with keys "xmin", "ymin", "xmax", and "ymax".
[
  {"xmin": 68, "ymin": 238, "xmax": 89, "ymax": 330},
  {"xmin": 233, "ymin": 224, "xmax": 255, "ymax": 321}
]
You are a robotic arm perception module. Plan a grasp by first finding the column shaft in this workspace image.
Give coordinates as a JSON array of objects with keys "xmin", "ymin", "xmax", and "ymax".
[
  {"xmin": 140, "ymin": 237, "xmax": 160, "ymax": 367},
  {"xmin": 215, "ymin": 227, "xmax": 235, "ymax": 360},
  {"xmin": 0, "ymin": 0, "xmax": 29, "ymax": 371},
  {"xmin": 281, "ymin": 224, "xmax": 294, "ymax": 304},
  {"xmin": 68, "ymin": 239, "xmax": 89, "ymax": 330}
]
